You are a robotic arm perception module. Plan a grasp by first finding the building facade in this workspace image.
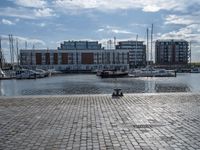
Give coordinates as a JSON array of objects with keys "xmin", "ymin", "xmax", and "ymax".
[
  {"xmin": 155, "ymin": 39, "xmax": 189, "ymax": 65},
  {"xmin": 116, "ymin": 41, "xmax": 146, "ymax": 68},
  {"xmin": 20, "ymin": 41, "xmax": 129, "ymax": 71}
]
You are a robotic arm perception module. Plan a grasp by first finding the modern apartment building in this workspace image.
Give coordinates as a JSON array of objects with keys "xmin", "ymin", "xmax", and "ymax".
[
  {"xmin": 20, "ymin": 41, "xmax": 129, "ymax": 71},
  {"xmin": 155, "ymin": 39, "xmax": 189, "ymax": 65},
  {"xmin": 116, "ymin": 41, "xmax": 146, "ymax": 68}
]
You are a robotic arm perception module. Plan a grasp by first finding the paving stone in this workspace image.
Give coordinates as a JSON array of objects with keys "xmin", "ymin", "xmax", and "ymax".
[{"xmin": 0, "ymin": 93, "xmax": 200, "ymax": 149}]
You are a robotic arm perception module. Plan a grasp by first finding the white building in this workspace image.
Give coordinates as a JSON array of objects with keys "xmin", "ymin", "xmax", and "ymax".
[
  {"xmin": 20, "ymin": 48, "xmax": 129, "ymax": 71},
  {"xmin": 116, "ymin": 41, "xmax": 146, "ymax": 68}
]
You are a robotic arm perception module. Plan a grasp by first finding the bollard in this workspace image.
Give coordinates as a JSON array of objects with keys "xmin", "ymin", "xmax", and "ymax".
[{"xmin": 112, "ymin": 88, "xmax": 123, "ymax": 97}]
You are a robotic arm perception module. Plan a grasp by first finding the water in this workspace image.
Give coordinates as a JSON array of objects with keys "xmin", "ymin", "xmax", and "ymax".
[{"xmin": 0, "ymin": 73, "xmax": 200, "ymax": 96}]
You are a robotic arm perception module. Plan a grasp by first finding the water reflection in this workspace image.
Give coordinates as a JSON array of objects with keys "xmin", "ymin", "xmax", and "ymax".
[
  {"xmin": 155, "ymin": 83, "xmax": 190, "ymax": 93},
  {"xmin": 0, "ymin": 73, "xmax": 199, "ymax": 96}
]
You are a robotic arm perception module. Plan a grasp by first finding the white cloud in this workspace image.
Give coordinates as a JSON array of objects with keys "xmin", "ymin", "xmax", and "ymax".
[
  {"xmin": 142, "ymin": 5, "xmax": 161, "ymax": 12},
  {"xmin": 165, "ymin": 15, "xmax": 199, "ymax": 25},
  {"xmin": 14, "ymin": 0, "xmax": 47, "ymax": 8},
  {"xmin": 0, "ymin": 7, "xmax": 37, "ymax": 19},
  {"xmin": 39, "ymin": 23, "xmax": 46, "ymax": 27},
  {"xmin": 15, "ymin": 36, "xmax": 46, "ymax": 46},
  {"xmin": 1, "ymin": 34, "xmax": 46, "ymax": 47},
  {"xmin": 159, "ymin": 24, "xmax": 200, "ymax": 43},
  {"xmin": 1, "ymin": 18, "xmax": 15, "ymax": 25},
  {"xmin": 111, "ymin": 29, "xmax": 132, "ymax": 34},
  {"xmin": 0, "ymin": 7, "xmax": 55, "ymax": 19},
  {"xmin": 34, "ymin": 8, "xmax": 55, "ymax": 17},
  {"xmin": 53, "ymin": 0, "xmax": 200, "ymax": 13},
  {"xmin": 97, "ymin": 25, "xmax": 133, "ymax": 35}
]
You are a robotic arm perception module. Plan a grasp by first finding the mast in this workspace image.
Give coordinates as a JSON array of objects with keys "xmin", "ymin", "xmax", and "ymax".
[
  {"xmin": 0, "ymin": 36, "xmax": 2, "ymax": 68},
  {"xmin": 147, "ymin": 28, "xmax": 149, "ymax": 63},
  {"xmin": 151, "ymin": 24, "xmax": 153, "ymax": 62},
  {"xmin": 25, "ymin": 41, "xmax": 27, "ymax": 49},
  {"xmin": 114, "ymin": 36, "xmax": 116, "ymax": 48},
  {"xmin": 16, "ymin": 38, "xmax": 19, "ymax": 66},
  {"xmin": 135, "ymin": 34, "xmax": 138, "ymax": 68},
  {"xmin": 9, "ymin": 34, "xmax": 14, "ymax": 69},
  {"xmin": 189, "ymin": 41, "xmax": 192, "ymax": 66}
]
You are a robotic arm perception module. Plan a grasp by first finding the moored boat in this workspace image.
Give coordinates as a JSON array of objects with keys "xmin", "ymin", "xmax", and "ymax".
[
  {"xmin": 97, "ymin": 70, "xmax": 128, "ymax": 78},
  {"xmin": 191, "ymin": 68, "xmax": 200, "ymax": 73},
  {"xmin": 129, "ymin": 67, "xmax": 176, "ymax": 77}
]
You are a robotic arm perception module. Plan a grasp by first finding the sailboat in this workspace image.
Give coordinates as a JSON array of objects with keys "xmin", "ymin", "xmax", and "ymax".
[{"xmin": 128, "ymin": 24, "xmax": 176, "ymax": 77}]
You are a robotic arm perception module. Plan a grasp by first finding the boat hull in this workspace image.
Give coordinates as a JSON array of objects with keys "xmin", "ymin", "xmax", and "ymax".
[{"xmin": 98, "ymin": 71, "xmax": 128, "ymax": 78}]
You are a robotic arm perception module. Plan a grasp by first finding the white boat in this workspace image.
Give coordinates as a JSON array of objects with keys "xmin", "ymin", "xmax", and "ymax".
[
  {"xmin": 129, "ymin": 67, "xmax": 176, "ymax": 77},
  {"xmin": 191, "ymin": 68, "xmax": 200, "ymax": 73},
  {"xmin": 35, "ymin": 69, "xmax": 49, "ymax": 78},
  {"xmin": 0, "ymin": 68, "xmax": 6, "ymax": 77},
  {"xmin": 16, "ymin": 69, "xmax": 37, "ymax": 79}
]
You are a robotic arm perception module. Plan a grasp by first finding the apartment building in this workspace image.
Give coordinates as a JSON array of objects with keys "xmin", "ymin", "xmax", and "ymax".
[
  {"xmin": 20, "ymin": 41, "xmax": 129, "ymax": 71},
  {"xmin": 116, "ymin": 41, "xmax": 146, "ymax": 68},
  {"xmin": 155, "ymin": 39, "xmax": 189, "ymax": 65}
]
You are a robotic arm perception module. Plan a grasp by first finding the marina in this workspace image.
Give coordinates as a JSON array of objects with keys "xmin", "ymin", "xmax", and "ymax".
[{"xmin": 1, "ymin": 0, "xmax": 200, "ymax": 149}]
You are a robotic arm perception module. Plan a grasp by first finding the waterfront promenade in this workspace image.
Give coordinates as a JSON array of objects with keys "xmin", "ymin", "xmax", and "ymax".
[{"xmin": 0, "ymin": 93, "xmax": 200, "ymax": 150}]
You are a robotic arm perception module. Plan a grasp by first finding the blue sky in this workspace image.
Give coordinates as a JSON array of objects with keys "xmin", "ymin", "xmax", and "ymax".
[{"xmin": 0, "ymin": 0, "xmax": 200, "ymax": 62}]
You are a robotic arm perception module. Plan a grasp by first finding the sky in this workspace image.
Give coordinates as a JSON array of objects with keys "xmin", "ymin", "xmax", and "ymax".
[{"xmin": 0, "ymin": 0, "xmax": 200, "ymax": 62}]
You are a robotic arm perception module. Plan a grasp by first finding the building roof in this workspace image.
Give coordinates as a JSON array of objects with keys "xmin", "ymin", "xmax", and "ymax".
[{"xmin": 156, "ymin": 39, "xmax": 188, "ymax": 42}]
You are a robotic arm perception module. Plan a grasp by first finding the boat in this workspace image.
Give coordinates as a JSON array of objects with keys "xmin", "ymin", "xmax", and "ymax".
[
  {"xmin": 16, "ymin": 69, "xmax": 38, "ymax": 79},
  {"xmin": 97, "ymin": 70, "xmax": 128, "ymax": 78},
  {"xmin": 191, "ymin": 68, "xmax": 200, "ymax": 73},
  {"xmin": 35, "ymin": 69, "xmax": 50, "ymax": 78},
  {"xmin": 129, "ymin": 67, "xmax": 176, "ymax": 77},
  {"xmin": 0, "ymin": 68, "xmax": 6, "ymax": 77}
]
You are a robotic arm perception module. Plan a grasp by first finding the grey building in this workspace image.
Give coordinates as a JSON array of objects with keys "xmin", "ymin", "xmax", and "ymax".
[
  {"xmin": 58, "ymin": 41, "xmax": 102, "ymax": 50},
  {"xmin": 155, "ymin": 39, "xmax": 189, "ymax": 65},
  {"xmin": 116, "ymin": 41, "xmax": 146, "ymax": 68}
]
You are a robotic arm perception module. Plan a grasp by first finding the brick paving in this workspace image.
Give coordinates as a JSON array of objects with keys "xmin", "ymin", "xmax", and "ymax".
[{"xmin": 0, "ymin": 93, "xmax": 200, "ymax": 150}]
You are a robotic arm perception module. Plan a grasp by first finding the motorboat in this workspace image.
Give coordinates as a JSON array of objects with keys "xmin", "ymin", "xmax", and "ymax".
[{"xmin": 97, "ymin": 70, "xmax": 128, "ymax": 78}]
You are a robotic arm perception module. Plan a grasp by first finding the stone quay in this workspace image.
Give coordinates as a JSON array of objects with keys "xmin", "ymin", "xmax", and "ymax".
[{"xmin": 0, "ymin": 93, "xmax": 200, "ymax": 150}]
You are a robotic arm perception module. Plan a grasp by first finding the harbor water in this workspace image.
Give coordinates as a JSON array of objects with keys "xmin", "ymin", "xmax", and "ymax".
[{"xmin": 0, "ymin": 73, "xmax": 200, "ymax": 96}]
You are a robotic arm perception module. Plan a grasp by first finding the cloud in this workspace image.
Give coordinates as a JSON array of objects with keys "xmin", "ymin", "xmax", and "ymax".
[
  {"xmin": 16, "ymin": 36, "xmax": 46, "ymax": 46},
  {"xmin": 1, "ymin": 18, "xmax": 15, "ymax": 25},
  {"xmin": 97, "ymin": 25, "xmax": 133, "ymax": 35},
  {"xmin": 165, "ymin": 14, "xmax": 199, "ymax": 25},
  {"xmin": 159, "ymin": 24, "xmax": 200, "ymax": 43},
  {"xmin": 0, "ymin": 7, "xmax": 37, "ymax": 19},
  {"xmin": 34, "ymin": 8, "xmax": 55, "ymax": 17},
  {"xmin": 1, "ymin": 34, "xmax": 46, "ymax": 46},
  {"xmin": 0, "ymin": 7, "xmax": 55, "ymax": 19},
  {"xmin": 39, "ymin": 23, "xmax": 46, "ymax": 27},
  {"xmin": 53, "ymin": 0, "xmax": 200, "ymax": 13},
  {"xmin": 14, "ymin": 0, "xmax": 47, "ymax": 8}
]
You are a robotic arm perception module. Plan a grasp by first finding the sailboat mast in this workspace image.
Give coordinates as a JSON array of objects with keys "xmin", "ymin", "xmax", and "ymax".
[
  {"xmin": 151, "ymin": 24, "xmax": 153, "ymax": 62},
  {"xmin": 0, "ymin": 36, "xmax": 2, "ymax": 68},
  {"xmin": 135, "ymin": 34, "xmax": 138, "ymax": 68},
  {"xmin": 16, "ymin": 38, "xmax": 19, "ymax": 66},
  {"xmin": 147, "ymin": 28, "xmax": 149, "ymax": 63}
]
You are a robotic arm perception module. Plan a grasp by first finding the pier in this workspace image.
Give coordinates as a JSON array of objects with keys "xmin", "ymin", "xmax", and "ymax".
[{"xmin": 0, "ymin": 93, "xmax": 200, "ymax": 149}]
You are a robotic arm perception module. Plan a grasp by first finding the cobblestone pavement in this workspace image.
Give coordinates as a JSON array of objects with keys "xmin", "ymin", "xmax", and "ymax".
[{"xmin": 0, "ymin": 93, "xmax": 200, "ymax": 150}]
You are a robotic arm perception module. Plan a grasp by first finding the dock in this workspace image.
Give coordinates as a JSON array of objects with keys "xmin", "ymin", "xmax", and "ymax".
[{"xmin": 0, "ymin": 93, "xmax": 200, "ymax": 149}]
